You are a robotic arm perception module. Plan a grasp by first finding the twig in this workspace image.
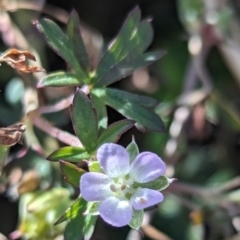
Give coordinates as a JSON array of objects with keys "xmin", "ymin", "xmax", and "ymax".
[{"xmin": 28, "ymin": 112, "xmax": 82, "ymax": 147}]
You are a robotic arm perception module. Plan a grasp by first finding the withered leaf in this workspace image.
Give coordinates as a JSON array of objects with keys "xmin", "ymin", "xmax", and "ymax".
[
  {"xmin": 0, "ymin": 48, "xmax": 45, "ymax": 73},
  {"xmin": 0, "ymin": 123, "xmax": 26, "ymax": 146}
]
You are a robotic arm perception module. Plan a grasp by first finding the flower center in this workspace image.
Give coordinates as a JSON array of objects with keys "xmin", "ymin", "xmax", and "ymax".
[{"xmin": 109, "ymin": 176, "xmax": 135, "ymax": 199}]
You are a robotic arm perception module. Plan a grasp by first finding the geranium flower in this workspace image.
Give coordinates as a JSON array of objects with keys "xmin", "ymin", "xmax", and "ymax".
[{"xmin": 80, "ymin": 143, "xmax": 166, "ymax": 227}]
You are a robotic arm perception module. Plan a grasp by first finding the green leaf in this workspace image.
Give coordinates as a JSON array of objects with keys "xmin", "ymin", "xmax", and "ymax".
[
  {"xmin": 133, "ymin": 176, "xmax": 171, "ymax": 191},
  {"xmin": 55, "ymin": 197, "xmax": 86, "ymax": 225},
  {"xmin": 97, "ymin": 119, "xmax": 135, "ymax": 147},
  {"xmin": 92, "ymin": 88, "xmax": 165, "ymax": 132},
  {"xmin": 126, "ymin": 137, "xmax": 139, "ymax": 163},
  {"xmin": 129, "ymin": 209, "xmax": 143, "ymax": 230},
  {"xmin": 90, "ymin": 93, "xmax": 108, "ymax": 134},
  {"xmin": 67, "ymin": 10, "xmax": 90, "ymax": 71},
  {"xmin": 91, "ymin": 7, "xmax": 164, "ymax": 87},
  {"xmin": 64, "ymin": 197, "xmax": 96, "ymax": 240},
  {"xmin": 34, "ymin": 19, "xmax": 88, "ymax": 81},
  {"xmin": 83, "ymin": 215, "xmax": 97, "ymax": 240},
  {"xmin": 71, "ymin": 90, "xmax": 98, "ymax": 153},
  {"xmin": 92, "ymin": 88, "xmax": 159, "ymax": 108},
  {"xmin": 0, "ymin": 145, "xmax": 8, "ymax": 174},
  {"xmin": 59, "ymin": 160, "xmax": 86, "ymax": 187},
  {"xmin": 38, "ymin": 71, "xmax": 82, "ymax": 88},
  {"xmin": 95, "ymin": 51, "xmax": 166, "ymax": 87},
  {"xmin": 92, "ymin": 6, "xmax": 141, "ymax": 83},
  {"xmin": 47, "ymin": 146, "xmax": 91, "ymax": 162}
]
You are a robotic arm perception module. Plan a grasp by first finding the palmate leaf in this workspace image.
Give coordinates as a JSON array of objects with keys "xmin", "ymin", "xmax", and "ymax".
[
  {"xmin": 92, "ymin": 88, "xmax": 165, "ymax": 132},
  {"xmin": 34, "ymin": 17, "xmax": 89, "ymax": 85},
  {"xmin": 91, "ymin": 6, "xmax": 165, "ymax": 87}
]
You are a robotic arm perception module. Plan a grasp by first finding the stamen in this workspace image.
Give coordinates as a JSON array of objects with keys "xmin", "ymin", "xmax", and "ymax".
[{"xmin": 110, "ymin": 184, "xmax": 117, "ymax": 192}]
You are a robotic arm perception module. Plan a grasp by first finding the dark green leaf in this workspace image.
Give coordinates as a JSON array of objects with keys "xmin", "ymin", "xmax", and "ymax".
[
  {"xmin": 71, "ymin": 90, "xmax": 98, "ymax": 153},
  {"xmin": 38, "ymin": 71, "xmax": 82, "ymax": 88},
  {"xmin": 91, "ymin": 7, "xmax": 161, "ymax": 86},
  {"xmin": 64, "ymin": 198, "xmax": 97, "ymax": 240},
  {"xmin": 34, "ymin": 19, "xmax": 88, "ymax": 80},
  {"xmin": 55, "ymin": 197, "xmax": 86, "ymax": 225},
  {"xmin": 126, "ymin": 137, "xmax": 139, "ymax": 163},
  {"xmin": 83, "ymin": 215, "xmax": 97, "ymax": 240},
  {"xmin": 60, "ymin": 160, "xmax": 86, "ymax": 187},
  {"xmin": 92, "ymin": 7, "xmax": 141, "ymax": 83},
  {"xmin": 133, "ymin": 176, "xmax": 171, "ymax": 191},
  {"xmin": 47, "ymin": 146, "xmax": 91, "ymax": 162},
  {"xmin": 97, "ymin": 120, "xmax": 135, "ymax": 147},
  {"xmin": 92, "ymin": 88, "xmax": 165, "ymax": 132},
  {"xmin": 67, "ymin": 10, "xmax": 90, "ymax": 71},
  {"xmin": 129, "ymin": 209, "xmax": 143, "ymax": 230},
  {"xmin": 90, "ymin": 93, "xmax": 108, "ymax": 134},
  {"xmin": 95, "ymin": 51, "xmax": 166, "ymax": 87},
  {"xmin": 92, "ymin": 88, "xmax": 159, "ymax": 108}
]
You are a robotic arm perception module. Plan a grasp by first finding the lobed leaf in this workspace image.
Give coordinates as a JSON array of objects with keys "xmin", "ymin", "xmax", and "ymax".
[
  {"xmin": 67, "ymin": 10, "xmax": 90, "ymax": 71},
  {"xmin": 34, "ymin": 19, "xmax": 88, "ymax": 81},
  {"xmin": 92, "ymin": 88, "xmax": 165, "ymax": 132},
  {"xmin": 95, "ymin": 50, "xmax": 166, "ymax": 87},
  {"xmin": 47, "ymin": 146, "xmax": 91, "ymax": 162},
  {"xmin": 71, "ymin": 90, "xmax": 98, "ymax": 153}
]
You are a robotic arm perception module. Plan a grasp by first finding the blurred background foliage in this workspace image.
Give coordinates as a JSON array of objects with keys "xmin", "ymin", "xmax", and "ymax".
[{"xmin": 1, "ymin": 0, "xmax": 240, "ymax": 240}]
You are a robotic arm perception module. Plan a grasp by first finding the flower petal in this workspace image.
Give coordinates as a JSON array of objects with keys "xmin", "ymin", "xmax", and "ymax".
[
  {"xmin": 97, "ymin": 143, "xmax": 130, "ymax": 178},
  {"xmin": 131, "ymin": 188, "xmax": 164, "ymax": 210},
  {"xmin": 99, "ymin": 196, "xmax": 133, "ymax": 227},
  {"xmin": 130, "ymin": 152, "xmax": 166, "ymax": 183},
  {"xmin": 80, "ymin": 172, "xmax": 113, "ymax": 201}
]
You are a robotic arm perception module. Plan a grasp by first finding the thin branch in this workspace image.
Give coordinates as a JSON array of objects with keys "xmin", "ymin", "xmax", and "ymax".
[{"xmin": 28, "ymin": 112, "xmax": 82, "ymax": 147}]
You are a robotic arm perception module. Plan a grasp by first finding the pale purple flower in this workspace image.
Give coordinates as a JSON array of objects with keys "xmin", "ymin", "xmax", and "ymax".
[{"xmin": 80, "ymin": 143, "xmax": 166, "ymax": 227}]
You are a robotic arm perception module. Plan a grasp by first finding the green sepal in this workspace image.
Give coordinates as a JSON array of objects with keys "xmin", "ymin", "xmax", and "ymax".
[
  {"xmin": 38, "ymin": 71, "xmax": 82, "ymax": 88},
  {"xmin": 59, "ymin": 160, "xmax": 86, "ymax": 187},
  {"xmin": 88, "ymin": 161, "xmax": 103, "ymax": 173},
  {"xmin": 71, "ymin": 90, "xmax": 98, "ymax": 153},
  {"xmin": 97, "ymin": 119, "xmax": 135, "ymax": 147},
  {"xmin": 126, "ymin": 137, "xmax": 139, "ymax": 163},
  {"xmin": 129, "ymin": 209, "xmax": 144, "ymax": 230},
  {"xmin": 47, "ymin": 146, "xmax": 91, "ymax": 162},
  {"xmin": 133, "ymin": 176, "xmax": 171, "ymax": 191}
]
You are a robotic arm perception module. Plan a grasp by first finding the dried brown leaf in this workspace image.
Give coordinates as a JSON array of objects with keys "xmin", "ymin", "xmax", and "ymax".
[
  {"xmin": 0, "ymin": 48, "xmax": 45, "ymax": 73},
  {"xmin": 0, "ymin": 123, "xmax": 26, "ymax": 146}
]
